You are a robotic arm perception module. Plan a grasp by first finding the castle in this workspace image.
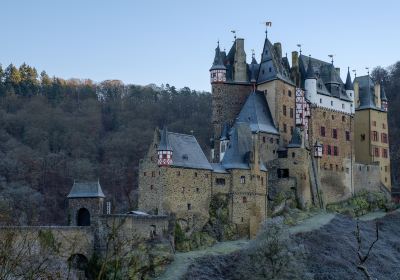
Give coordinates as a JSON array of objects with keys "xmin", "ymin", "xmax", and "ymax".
[{"xmin": 138, "ymin": 28, "xmax": 391, "ymax": 237}]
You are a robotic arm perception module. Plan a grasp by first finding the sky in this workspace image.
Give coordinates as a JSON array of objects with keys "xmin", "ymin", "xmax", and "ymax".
[{"xmin": 1, "ymin": 0, "xmax": 399, "ymax": 91}]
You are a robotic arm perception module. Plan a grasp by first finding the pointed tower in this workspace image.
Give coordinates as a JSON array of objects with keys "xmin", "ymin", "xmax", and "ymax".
[
  {"xmin": 345, "ymin": 67, "xmax": 355, "ymax": 113},
  {"xmin": 304, "ymin": 56, "xmax": 317, "ymax": 102},
  {"xmin": 157, "ymin": 126, "xmax": 173, "ymax": 166},
  {"xmin": 210, "ymin": 42, "xmax": 227, "ymax": 84},
  {"xmin": 381, "ymin": 83, "xmax": 388, "ymax": 112}
]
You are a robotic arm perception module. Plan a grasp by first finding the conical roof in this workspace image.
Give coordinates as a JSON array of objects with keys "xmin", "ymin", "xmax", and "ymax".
[
  {"xmin": 305, "ymin": 56, "xmax": 316, "ymax": 79},
  {"xmin": 158, "ymin": 126, "xmax": 172, "ymax": 151},
  {"xmin": 345, "ymin": 67, "xmax": 354, "ymax": 91},
  {"xmin": 210, "ymin": 42, "xmax": 226, "ymax": 71}
]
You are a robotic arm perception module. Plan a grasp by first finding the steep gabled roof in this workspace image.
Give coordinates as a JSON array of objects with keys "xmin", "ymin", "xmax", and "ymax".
[
  {"xmin": 221, "ymin": 123, "xmax": 253, "ymax": 170},
  {"xmin": 257, "ymin": 35, "xmax": 294, "ymax": 85},
  {"xmin": 68, "ymin": 181, "xmax": 105, "ymax": 198},
  {"xmin": 236, "ymin": 91, "xmax": 279, "ymax": 135},
  {"xmin": 167, "ymin": 132, "xmax": 212, "ymax": 170}
]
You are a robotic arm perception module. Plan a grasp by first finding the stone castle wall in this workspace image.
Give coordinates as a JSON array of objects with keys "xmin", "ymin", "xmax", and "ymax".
[{"xmin": 353, "ymin": 162, "xmax": 381, "ymax": 194}]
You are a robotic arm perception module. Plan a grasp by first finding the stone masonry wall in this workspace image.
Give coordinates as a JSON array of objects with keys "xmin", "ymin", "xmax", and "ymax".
[
  {"xmin": 211, "ymin": 83, "xmax": 252, "ymax": 162},
  {"xmin": 353, "ymin": 163, "xmax": 381, "ymax": 194}
]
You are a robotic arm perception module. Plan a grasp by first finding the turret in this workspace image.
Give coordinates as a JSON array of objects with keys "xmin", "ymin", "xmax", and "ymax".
[
  {"xmin": 219, "ymin": 123, "xmax": 230, "ymax": 161},
  {"xmin": 345, "ymin": 67, "xmax": 355, "ymax": 113},
  {"xmin": 157, "ymin": 126, "xmax": 173, "ymax": 166},
  {"xmin": 381, "ymin": 83, "xmax": 388, "ymax": 112},
  {"xmin": 304, "ymin": 56, "xmax": 317, "ymax": 102},
  {"xmin": 210, "ymin": 42, "xmax": 227, "ymax": 84}
]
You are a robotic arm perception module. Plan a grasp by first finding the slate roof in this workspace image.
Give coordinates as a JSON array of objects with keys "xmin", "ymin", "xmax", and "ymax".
[
  {"xmin": 300, "ymin": 55, "xmax": 352, "ymax": 102},
  {"xmin": 257, "ymin": 35, "xmax": 294, "ymax": 85},
  {"xmin": 166, "ymin": 132, "xmax": 213, "ymax": 170},
  {"xmin": 236, "ymin": 91, "xmax": 279, "ymax": 135},
  {"xmin": 68, "ymin": 181, "xmax": 105, "ymax": 198},
  {"xmin": 345, "ymin": 67, "xmax": 354, "ymax": 91},
  {"xmin": 158, "ymin": 126, "xmax": 172, "ymax": 151},
  {"xmin": 354, "ymin": 75, "xmax": 378, "ymax": 110},
  {"xmin": 381, "ymin": 85, "xmax": 388, "ymax": 102},
  {"xmin": 210, "ymin": 43, "xmax": 226, "ymax": 71}
]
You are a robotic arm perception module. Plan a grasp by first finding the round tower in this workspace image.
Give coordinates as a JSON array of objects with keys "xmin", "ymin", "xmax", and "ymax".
[
  {"xmin": 304, "ymin": 56, "xmax": 317, "ymax": 102},
  {"xmin": 210, "ymin": 42, "xmax": 227, "ymax": 84},
  {"xmin": 157, "ymin": 126, "xmax": 173, "ymax": 166}
]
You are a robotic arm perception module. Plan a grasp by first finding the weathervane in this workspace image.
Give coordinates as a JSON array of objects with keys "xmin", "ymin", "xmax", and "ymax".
[
  {"xmin": 230, "ymin": 30, "xmax": 237, "ymax": 41},
  {"xmin": 328, "ymin": 54, "xmax": 334, "ymax": 65},
  {"xmin": 352, "ymin": 69, "xmax": 357, "ymax": 78},
  {"xmin": 365, "ymin": 67, "xmax": 370, "ymax": 76},
  {"xmin": 297, "ymin": 44, "xmax": 302, "ymax": 55}
]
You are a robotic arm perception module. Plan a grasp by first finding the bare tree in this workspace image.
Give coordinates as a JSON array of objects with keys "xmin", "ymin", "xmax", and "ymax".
[{"xmin": 355, "ymin": 219, "xmax": 379, "ymax": 280}]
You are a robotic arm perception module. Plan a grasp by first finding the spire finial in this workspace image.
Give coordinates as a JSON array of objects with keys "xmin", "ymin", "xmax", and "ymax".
[
  {"xmin": 217, "ymin": 40, "xmax": 219, "ymax": 48},
  {"xmin": 251, "ymin": 49, "xmax": 255, "ymax": 59},
  {"xmin": 230, "ymin": 30, "xmax": 237, "ymax": 41},
  {"xmin": 366, "ymin": 67, "xmax": 370, "ymax": 76},
  {"xmin": 352, "ymin": 69, "xmax": 357, "ymax": 78},
  {"xmin": 263, "ymin": 21, "xmax": 272, "ymax": 37},
  {"xmin": 297, "ymin": 44, "xmax": 302, "ymax": 55},
  {"xmin": 328, "ymin": 54, "xmax": 334, "ymax": 65}
]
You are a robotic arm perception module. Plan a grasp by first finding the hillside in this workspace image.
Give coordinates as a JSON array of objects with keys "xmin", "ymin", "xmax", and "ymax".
[
  {"xmin": 0, "ymin": 64, "xmax": 211, "ymax": 225},
  {"xmin": 183, "ymin": 211, "xmax": 400, "ymax": 280}
]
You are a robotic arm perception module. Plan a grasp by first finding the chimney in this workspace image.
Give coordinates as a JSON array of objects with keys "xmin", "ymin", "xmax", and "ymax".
[
  {"xmin": 273, "ymin": 42, "xmax": 282, "ymax": 59},
  {"xmin": 335, "ymin": 67, "xmax": 340, "ymax": 77},
  {"xmin": 375, "ymin": 83, "xmax": 381, "ymax": 108},
  {"xmin": 234, "ymin": 38, "xmax": 248, "ymax": 82},
  {"xmin": 292, "ymin": 51, "xmax": 299, "ymax": 69}
]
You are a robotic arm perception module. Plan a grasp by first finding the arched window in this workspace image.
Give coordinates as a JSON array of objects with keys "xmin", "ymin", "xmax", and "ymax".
[
  {"xmin": 77, "ymin": 208, "xmax": 90, "ymax": 226},
  {"xmin": 68, "ymin": 254, "xmax": 89, "ymax": 276}
]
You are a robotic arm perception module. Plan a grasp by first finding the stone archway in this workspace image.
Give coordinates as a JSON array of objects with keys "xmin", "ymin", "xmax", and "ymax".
[
  {"xmin": 77, "ymin": 208, "xmax": 90, "ymax": 226},
  {"xmin": 68, "ymin": 254, "xmax": 89, "ymax": 278}
]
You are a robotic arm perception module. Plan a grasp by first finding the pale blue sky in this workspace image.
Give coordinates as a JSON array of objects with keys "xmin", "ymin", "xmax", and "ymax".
[{"xmin": 1, "ymin": 0, "xmax": 399, "ymax": 91}]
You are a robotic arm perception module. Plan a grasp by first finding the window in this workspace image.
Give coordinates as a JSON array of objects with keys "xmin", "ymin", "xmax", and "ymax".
[
  {"xmin": 277, "ymin": 169, "xmax": 289, "ymax": 178},
  {"xmin": 177, "ymin": 171, "xmax": 181, "ymax": 176},
  {"xmin": 242, "ymin": 197, "xmax": 247, "ymax": 203},
  {"xmin": 383, "ymin": 149, "xmax": 388, "ymax": 158},
  {"xmin": 320, "ymin": 126, "xmax": 326, "ymax": 137},
  {"xmin": 263, "ymin": 136, "xmax": 266, "ymax": 143},
  {"xmin": 283, "ymin": 124, "xmax": 287, "ymax": 133},
  {"xmin": 283, "ymin": 105, "xmax": 287, "ymax": 116},
  {"xmin": 292, "ymin": 152, "xmax": 296, "ymax": 158},
  {"xmin": 346, "ymin": 131, "xmax": 350, "ymax": 141},
  {"xmin": 290, "ymin": 126, "xmax": 294, "ymax": 135},
  {"xmin": 152, "ymin": 171, "xmax": 155, "ymax": 177},
  {"xmin": 385, "ymin": 166, "xmax": 388, "ymax": 172},
  {"xmin": 332, "ymin": 129, "xmax": 338, "ymax": 139},
  {"xmin": 143, "ymin": 172, "xmax": 147, "ymax": 177},
  {"xmin": 342, "ymin": 116, "xmax": 346, "ymax": 122},
  {"xmin": 196, "ymin": 188, "xmax": 199, "ymax": 193},
  {"xmin": 321, "ymin": 144, "xmax": 325, "ymax": 155},
  {"xmin": 382, "ymin": 123, "xmax": 386, "ymax": 129},
  {"xmin": 381, "ymin": 133, "xmax": 388, "ymax": 143},
  {"xmin": 331, "ymin": 115, "xmax": 335, "ymax": 120},
  {"xmin": 374, "ymin": 147, "xmax": 380, "ymax": 157},
  {"xmin": 373, "ymin": 121, "xmax": 376, "ymax": 126},
  {"xmin": 240, "ymin": 176, "xmax": 246, "ymax": 184},
  {"xmin": 290, "ymin": 108, "xmax": 294, "ymax": 118},
  {"xmin": 194, "ymin": 172, "xmax": 198, "ymax": 177},
  {"xmin": 327, "ymin": 145, "xmax": 332, "ymax": 155},
  {"xmin": 288, "ymin": 90, "xmax": 292, "ymax": 97},
  {"xmin": 320, "ymin": 98, "xmax": 322, "ymax": 104},
  {"xmin": 187, "ymin": 203, "xmax": 192, "ymax": 210},
  {"xmin": 361, "ymin": 134, "xmax": 366, "ymax": 141},
  {"xmin": 334, "ymin": 146, "xmax": 338, "ymax": 156},
  {"xmin": 150, "ymin": 185, "xmax": 153, "ymax": 190},
  {"xmin": 216, "ymin": 178, "xmax": 226, "ymax": 185},
  {"xmin": 269, "ymin": 67, "xmax": 272, "ymax": 72},
  {"xmin": 372, "ymin": 131, "xmax": 378, "ymax": 141}
]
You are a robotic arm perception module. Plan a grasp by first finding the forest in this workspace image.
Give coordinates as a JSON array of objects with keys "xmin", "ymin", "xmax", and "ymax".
[
  {"xmin": 0, "ymin": 63, "xmax": 211, "ymax": 225},
  {"xmin": 0, "ymin": 61, "xmax": 399, "ymax": 226}
]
